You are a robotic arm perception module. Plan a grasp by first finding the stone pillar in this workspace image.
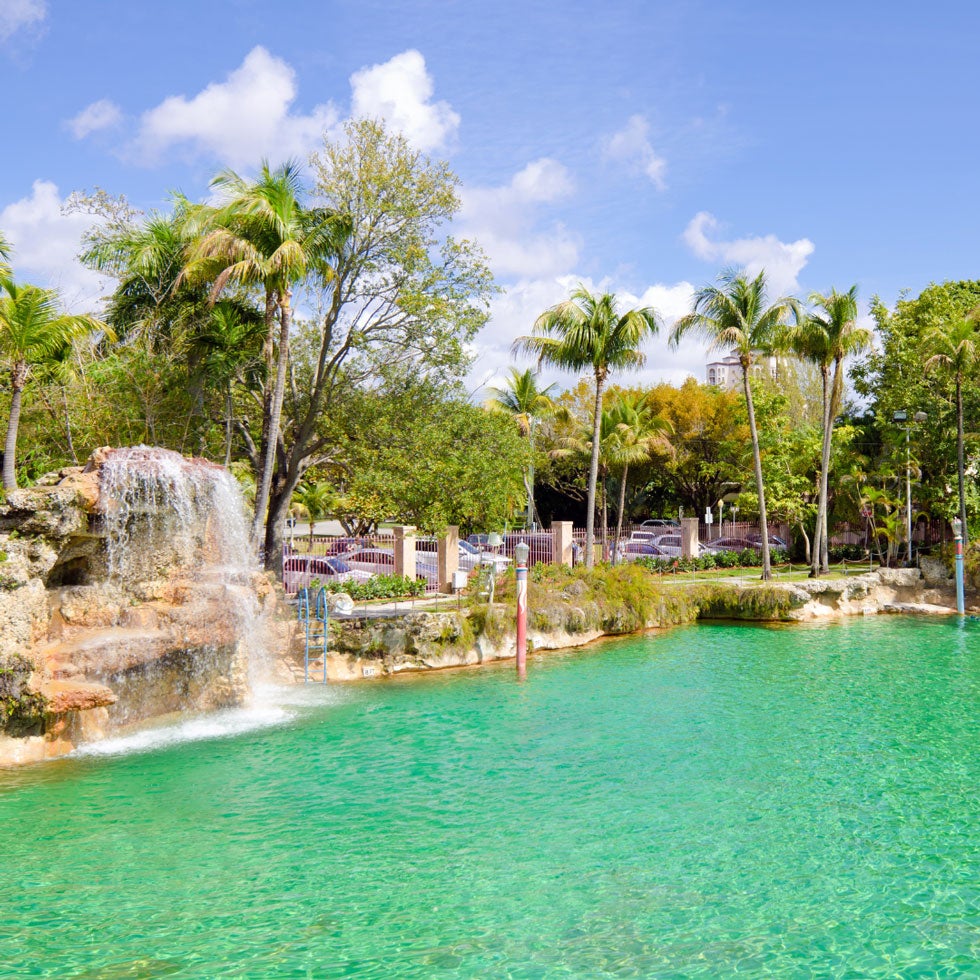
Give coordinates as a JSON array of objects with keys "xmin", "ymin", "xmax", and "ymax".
[
  {"xmin": 438, "ymin": 525, "xmax": 459, "ymax": 593},
  {"xmin": 681, "ymin": 517, "xmax": 699, "ymax": 558},
  {"xmin": 553, "ymin": 521, "xmax": 574, "ymax": 568},
  {"xmin": 393, "ymin": 525, "xmax": 416, "ymax": 579}
]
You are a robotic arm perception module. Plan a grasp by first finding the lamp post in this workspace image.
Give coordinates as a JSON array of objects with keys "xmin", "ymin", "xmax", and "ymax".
[
  {"xmin": 514, "ymin": 541, "xmax": 530, "ymax": 678},
  {"xmin": 893, "ymin": 410, "xmax": 927, "ymax": 566},
  {"xmin": 953, "ymin": 517, "xmax": 965, "ymax": 616}
]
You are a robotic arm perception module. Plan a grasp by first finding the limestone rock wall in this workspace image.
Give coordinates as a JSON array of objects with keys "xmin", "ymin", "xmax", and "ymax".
[{"xmin": 0, "ymin": 450, "xmax": 275, "ymax": 766}]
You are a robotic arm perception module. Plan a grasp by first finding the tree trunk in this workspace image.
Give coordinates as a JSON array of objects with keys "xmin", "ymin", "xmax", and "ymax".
[
  {"xmin": 250, "ymin": 288, "xmax": 279, "ymax": 547},
  {"xmin": 2, "ymin": 365, "xmax": 26, "ymax": 491},
  {"xmin": 252, "ymin": 289, "xmax": 292, "ymax": 554},
  {"xmin": 614, "ymin": 463, "xmax": 629, "ymax": 564},
  {"xmin": 223, "ymin": 386, "xmax": 234, "ymax": 467},
  {"xmin": 742, "ymin": 364, "xmax": 771, "ymax": 580},
  {"xmin": 956, "ymin": 375, "xmax": 968, "ymax": 544},
  {"xmin": 799, "ymin": 523, "xmax": 811, "ymax": 564},
  {"xmin": 61, "ymin": 385, "xmax": 78, "ymax": 465},
  {"xmin": 263, "ymin": 436, "xmax": 315, "ymax": 573},
  {"xmin": 585, "ymin": 370, "xmax": 605, "ymax": 568},
  {"xmin": 814, "ymin": 366, "xmax": 832, "ymax": 576},
  {"xmin": 600, "ymin": 470, "xmax": 609, "ymax": 562}
]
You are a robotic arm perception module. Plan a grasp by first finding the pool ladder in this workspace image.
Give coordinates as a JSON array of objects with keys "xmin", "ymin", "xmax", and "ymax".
[{"xmin": 297, "ymin": 586, "xmax": 329, "ymax": 683}]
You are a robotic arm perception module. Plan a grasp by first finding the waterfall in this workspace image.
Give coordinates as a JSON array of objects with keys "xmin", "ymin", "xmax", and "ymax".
[
  {"xmin": 99, "ymin": 446, "xmax": 253, "ymax": 584},
  {"xmin": 92, "ymin": 446, "xmax": 270, "ymax": 716}
]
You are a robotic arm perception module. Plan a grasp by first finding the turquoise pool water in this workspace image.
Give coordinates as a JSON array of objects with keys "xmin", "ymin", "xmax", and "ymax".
[{"xmin": 3, "ymin": 617, "xmax": 980, "ymax": 978}]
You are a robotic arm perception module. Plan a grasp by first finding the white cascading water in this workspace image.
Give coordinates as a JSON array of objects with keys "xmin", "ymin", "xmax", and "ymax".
[
  {"xmin": 99, "ymin": 445, "xmax": 252, "ymax": 583},
  {"xmin": 96, "ymin": 446, "xmax": 274, "ymax": 719}
]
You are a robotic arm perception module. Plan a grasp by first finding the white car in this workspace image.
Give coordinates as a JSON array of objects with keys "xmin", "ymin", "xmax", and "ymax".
[
  {"xmin": 417, "ymin": 539, "xmax": 511, "ymax": 572},
  {"xmin": 651, "ymin": 533, "xmax": 699, "ymax": 557},
  {"xmin": 457, "ymin": 539, "xmax": 511, "ymax": 571}
]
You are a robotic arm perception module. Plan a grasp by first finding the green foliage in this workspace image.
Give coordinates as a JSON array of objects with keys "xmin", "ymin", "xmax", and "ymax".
[
  {"xmin": 330, "ymin": 382, "xmax": 528, "ymax": 534},
  {"xmin": 633, "ymin": 378, "xmax": 747, "ymax": 516},
  {"xmin": 632, "ymin": 548, "xmax": 788, "ymax": 574},
  {"xmin": 853, "ymin": 280, "xmax": 980, "ymax": 519},
  {"xmin": 320, "ymin": 574, "xmax": 425, "ymax": 601},
  {"xmin": 687, "ymin": 583, "xmax": 793, "ymax": 620}
]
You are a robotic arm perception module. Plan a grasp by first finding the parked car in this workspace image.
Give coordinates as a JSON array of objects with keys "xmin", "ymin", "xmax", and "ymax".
[
  {"xmin": 628, "ymin": 530, "xmax": 659, "ymax": 544},
  {"xmin": 323, "ymin": 536, "xmax": 372, "ymax": 556},
  {"xmin": 282, "ymin": 555, "xmax": 370, "ymax": 592},
  {"xmin": 640, "ymin": 519, "xmax": 681, "ymax": 529},
  {"xmin": 340, "ymin": 548, "xmax": 397, "ymax": 575},
  {"xmin": 651, "ymin": 533, "xmax": 696, "ymax": 557},
  {"xmin": 620, "ymin": 541, "xmax": 666, "ymax": 560},
  {"xmin": 458, "ymin": 539, "xmax": 511, "ymax": 571},
  {"xmin": 342, "ymin": 547, "xmax": 441, "ymax": 589},
  {"xmin": 417, "ymin": 538, "xmax": 511, "ymax": 571},
  {"xmin": 745, "ymin": 533, "xmax": 789, "ymax": 550},
  {"xmin": 701, "ymin": 536, "xmax": 786, "ymax": 554}
]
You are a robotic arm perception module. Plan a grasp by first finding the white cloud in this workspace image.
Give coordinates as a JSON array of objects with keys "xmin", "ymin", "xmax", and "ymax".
[
  {"xmin": 0, "ymin": 181, "xmax": 107, "ymax": 310},
  {"xmin": 350, "ymin": 49, "xmax": 459, "ymax": 152},
  {"xmin": 602, "ymin": 115, "xmax": 667, "ymax": 190},
  {"xmin": 682, "ymin": 211, "xmax": 814, "ymax": 295},
  {"xmin": 460, "ymin": 159, "xmax": 579, "ymax": 279},
  {"xmin": 67, "ymin": 99, "xmax": 122, "ymax": 139},
  {"xmin": 122, "ymin": 47, "xmax": 460, "ymax": 168},
  {"xmin": 0, "ymin": 0, "xmax": 45, "ymax": 41},
  {"xmin": 467, "ymin": 274, "xmax": 706, "ymax": 397},
  {"xmin": 131, "ymin": 46, "xmax": 340, "ymax": 168}
]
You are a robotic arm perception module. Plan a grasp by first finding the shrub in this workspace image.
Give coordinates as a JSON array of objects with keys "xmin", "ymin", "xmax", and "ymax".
[{"xmin": 321, "ymin": 574, "xmax": 425, "ymax": 601}]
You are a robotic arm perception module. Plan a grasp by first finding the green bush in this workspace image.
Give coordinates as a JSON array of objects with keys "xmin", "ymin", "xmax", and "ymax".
[
  {"xmin": 828, "ymin": 544, "xmax": 866, "ymax": 562},
  {"xmin": 320, "ymin": 574, "xmax": 426, "ymax": 601}
]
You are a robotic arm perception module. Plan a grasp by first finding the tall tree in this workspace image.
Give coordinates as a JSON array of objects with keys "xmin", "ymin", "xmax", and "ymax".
[
  {"xmin": 188, "ymin": 301, "xmax": 265, "ymax": 465},
  {"xmin": 852, "ymin": 281, "xmax": 980, "ymax": 524},
  {"xmin": 794, "ymin": 286, "xmax": 870, "ymax": 575},
  {"xmin": 924, "ymin": 315, "xmax": 980, "ymax": 542},
  {"xmin": 485, "ymin": 367, "xmax": 559, "ymax": 528},
  {"xmin": 253, "ymin": 119, "xmax": 494, "ymax": 570},
  {"xmin": 185, "ymin": 161, "xmax": 350, "ymax": 549},
  {"xmin": 0, "ymin": 278, "xmax": 109, "ymax": 490},
  {"xmin": 514, "ymin": 286, "xmax": 659, "ymax": 567},
  {"xmin": 606, "ymin": 391, "xmax": 673, "ymax": 555},
  {"xmin": 670, "ymin": 269, "xmax": 796, "ymax": 580},
  {"xmin": 0, "ymin": 232, "xmax": 11, "ymax": 276}
]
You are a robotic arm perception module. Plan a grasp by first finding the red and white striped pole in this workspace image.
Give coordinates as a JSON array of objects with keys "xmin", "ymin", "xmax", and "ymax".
[{"xmin": 515, "ymin": 542, "xmax": 529, "ymax": 678}]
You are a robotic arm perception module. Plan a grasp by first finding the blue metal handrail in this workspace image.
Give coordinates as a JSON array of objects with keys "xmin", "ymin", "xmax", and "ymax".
[{"xmin": 296, "ymin": 586, "xmax": 329, "ymax": 684}]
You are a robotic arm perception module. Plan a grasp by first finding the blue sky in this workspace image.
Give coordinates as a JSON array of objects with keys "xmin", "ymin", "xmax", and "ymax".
[{"xmin": 2, "ymin": 0, "xmax": 977, "ymax": 391}]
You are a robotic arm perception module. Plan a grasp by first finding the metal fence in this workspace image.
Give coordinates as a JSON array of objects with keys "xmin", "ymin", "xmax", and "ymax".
[{"xmin": 282, "ymin": 517, "xmax": 952, "ymax": 595}]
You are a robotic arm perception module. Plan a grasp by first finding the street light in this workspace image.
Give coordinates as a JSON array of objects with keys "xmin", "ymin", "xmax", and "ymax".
[
  {"xmin": 952, "ymin": 517, "xmax": 965, "ymax": 615},
  {"xmin": 514, "ymin": 541, "xmax": 530, "ymax": 679},
  {"xmin": 893, "ymin": 410, "xmax": 927, "ymax": 565}
]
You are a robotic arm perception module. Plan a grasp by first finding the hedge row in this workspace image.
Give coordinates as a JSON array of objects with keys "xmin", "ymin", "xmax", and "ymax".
[
  {"xmin": 316, "ymin": 573, "xmax": 426, "ymax": 600},
  {"xmin": 632, "ymin": 548, "xmax": 789, "ymax": 574}
]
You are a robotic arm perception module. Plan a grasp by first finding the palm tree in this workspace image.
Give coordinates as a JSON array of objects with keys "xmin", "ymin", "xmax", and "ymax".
[
  {"xmin": 0, "ymin": 232, "xmax": 11, "ymax": 276},
  {"xmin": 924, "ymin": 315, "xmax": 980, "ymax": 543},
  {"xmin": 485, "ymin": 367, "xmax": 559, "ymax": 529},
  {"xmin": 292, "ymin": 479, "xmax": 336, "ymax": 552},
  {"xmin": 0, "ymin": 278, "xmax": 109, "ymax": 489},
  {"xmin": 189, "ymin": 301, "xmax": 266, "ymax": 465},
  {"xmin": 670, "ymin": 270, "xmax": 797, "ymax": 580},
  {"xmin": 606, "ymin": 392, "xmax": 673, "ymax": 555},
  {"xmin": 551, "ymin": 405, "xmax": 635, "ymax": 560},
  {"xmin": 185, "ymin": 161, "xmax": 349, "ymax": 553},
  {"xmin": 82, "ymin": 196, "xmax": 201, "ymax": 353},
  {"xmin": 794, "ymin": 286, "xmax": 870, "ymax": 575},
  {"xmin": 513, "ymin": 286, "xmax": 660, "ymax": 567}
]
